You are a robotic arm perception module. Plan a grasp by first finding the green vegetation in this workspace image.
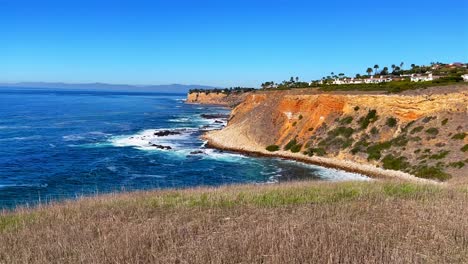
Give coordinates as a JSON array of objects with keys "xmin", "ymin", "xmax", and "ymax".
[
  {"xmin": 412, "ymin": 166, "xmax": 451, "ymax": 181},
  {"xmin": 410, "ymin": 126, "xmax": 424, "ymax": 134},
  {"xmin": 189, "ymin": 87, "xmax": 255, "ymax": 95},
  {"xmin": 359, "ymin": 109, "xmax": 378, "ymax": 129},
  {"xmin": 451, "ymin": 133, "xmax": 466, "ymax": 140},
  {"xmin": 429, "ymin": 150, "xmax": 450, "ymax": 160},
  {"xmin": 284, "ymin": 138, "xmax": 297, "ymax": 151},
  {"xmin": 292, "ymin": 121, "xmax": 297, "ymax": 127},
  {"xmin": 441, "ymin": 118, "xmax": 449, "ymax": 126},
  {"xmin": 339, "ymin": 116, "xmax": 353, "ymax": 125},
  {"xmin": 265, "ymin": 145, "xmax": 280, "ymax": 152},
  {"xmin": 366, "ymin": 141, "xmax": 392, "ymax": 161},
  {"xmin": 354, "ymin": 106, "xmax": 360, "ymax": 111},
  {"xmin": 386, "ymin": 117, "xmax": 397, "ymax": 127},
  {"xmin": 298, "ymin": 114, "xmax": 303, "ymax": 120},
  {"xmin": 422, "ymin": 116, "xmax": 434, "ymax": 123},
  {"xmin": 449, "ymin": 161, "xmax": 465, "ymax": 169},
  {"xmin": 425, "ymin": 127, "xmax": 439, "ymax": 135},
  {"xmin": 290, "ymin": 144, "xmax": 303, "ymax": 153},
  {"xmin": 327, "ymin": 126, "xmax": 354, "ymax": 138},
  {"xmin": 462, "ymin": 144, "xmax": 468, "ymax": 152},
  {"xmin": 382, "ymin": 155, "xmax": 410, "ymax": 171},
  {"xmin": 370, "ymin": 127, "xmax": 379, "ymax": 135},
  {"xmin": 304, "ymin": 147, "xmax": 327, "ymax": 157}
]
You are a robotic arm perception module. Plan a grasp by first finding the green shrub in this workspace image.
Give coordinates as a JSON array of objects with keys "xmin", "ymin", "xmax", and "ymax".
[
  {"xmin": 359, "ymin": 109, "xmax": 378, "ymax": 129},
  {"xmin": 449, "ymin": 161, "xmax": 465, "ymax": 169},
  {"xmin": 441, "ymin": 118, "xmax": 448, "ymax": 126},
  {"xmin": 290, "ymin": 144, "xmax": 303, "ymax": 153},
  {"xmin": 382, "ymin": 155, "xmax": 410, "ymax": 171},
  {"xmin": 451, "ymin": 133, "xmax": 466, "ymax": 140},
  {"xmin": 462, "ymin": 144, "xmax": 468, "ymax": 152},
  {"xmin": 425, "ymin": 128, "xmax": 439, "ymax": 135},
  {"xmin": 386, "ymin": 117, "xmax": 397, "ymax": 127},
  {"xmin": 340, "ymin": 116, "xmax": 353, "ymax": 125},
  {"xmin": 266, "ymin": 145, "xmax": 280, "ymax": 152},
  {"xmin": 370, "ymin": 127, "xmax": 379, "ymax": 135},
  {"xmin": 366, "ymin": 141, "xmax": 392, "ymax": 161},
  {"xmin": 308, "ymin": 127, "xmax": 314, "ymax": 131},
  {"xmin": 429, "ymin": 150, "xmax": 450, "ymax": 160},
  {"xmin": 305, "ymin": 147, "xmax": 326, "ymax": 156},
  {"xmin": 412, "ymin": 166, "xmax": 451, "ymax": 181},
  {"xmin": 422, "ymin": 116, "xmax": 434, "ymax": 123},
  {"xmin": 414, "ymin": 149, "xmax": 421, "ymax": 154},
  {"xmin": 298, "ymin": 114, "xmax": 303, "ymax": 120},
  {"xmin": 327, "ymin": 126, "xmax": 354, "ymax": 138},
  {"xmin": 410, "ymin": 126, "xmax": 424, "ymax": 134},
  {"xmin": 284, "ymin": 139, "xmax": 297, "ymax": 151},
  {"xmin": 292, "ymin": 121, "xmax": 297, "ymax": 127},
  {"xmin": 354, "ymin": 106, "xmax": 360, "ymax": 111}
]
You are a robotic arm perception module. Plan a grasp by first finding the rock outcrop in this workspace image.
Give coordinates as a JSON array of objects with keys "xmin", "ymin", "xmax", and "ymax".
[{"xmin": 186, "ymin": 92, "xmax": 251, "ymax": 107}]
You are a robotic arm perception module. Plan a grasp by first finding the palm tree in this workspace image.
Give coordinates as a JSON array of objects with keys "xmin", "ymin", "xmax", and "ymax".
[
  {"xmin": 391, "ymin": 64, "xmax": 396, "ymax": 71},
  {"xmin": 295, "ymin": 77, "xmax": 299, "ymax": 82},
  {"xmin": 373, "ymin": 64, "xmax": 379, "ymax": 75},
  {"xmin": 410, "ymin": 64, "xmax": 416, "ymax": 69},
  {"xmin": 338, "ymin": 73, "xmax": 345, "ymax": 79},
  {"xmin": 366, "ymin": 68, "xmax": 373, "ymax": 76},
  {"xmin": 382, "ymin": 67, "xmax": 389, "ymax": 75},
  {"xmin": 400, "ymin": 62, "xmax": 404, "ymax": 69}
]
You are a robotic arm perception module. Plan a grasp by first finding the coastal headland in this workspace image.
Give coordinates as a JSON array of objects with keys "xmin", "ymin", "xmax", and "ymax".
[{"xmin": 193, "ymin": 85, "xmax": 468, "ymax": 183}]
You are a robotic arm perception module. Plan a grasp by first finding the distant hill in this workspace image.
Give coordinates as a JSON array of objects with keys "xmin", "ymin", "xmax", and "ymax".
[{"xmin": 0, "ymin": 82, "xmax": 220, "ymax": 93}]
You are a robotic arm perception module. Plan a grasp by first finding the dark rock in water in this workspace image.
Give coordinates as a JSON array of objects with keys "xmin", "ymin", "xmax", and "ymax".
[
  {"xmin": 154, "ymin": 130, "xmax": 181, "ymax": 137},
  {"xmin": 189, "ymin": 150, "xmax": 204, "ymax": 155},
  {"xmin": 214, "ymin": 120, "xmax": 224, "ymax": 124},
  {"xmin": 201, "ymin": 113, "xmax": 229, "ymax": 119},
  {"xmin": 150, "ymin": 144, "xmax": 172, "ymax": 150}
]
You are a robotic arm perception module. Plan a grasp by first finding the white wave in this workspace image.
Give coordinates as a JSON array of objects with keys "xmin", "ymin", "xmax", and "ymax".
[
  {"xmin": 109, "ymin": 128, "xmax": 196, "ymax": 151},
  {"xmin": 63, "ymin": 135, "xmax": 86, "ymax": 141}
]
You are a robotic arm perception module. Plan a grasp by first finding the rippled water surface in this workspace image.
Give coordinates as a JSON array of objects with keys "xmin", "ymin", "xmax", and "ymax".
[{"xmin": 0, "ymin": 88, "xmax": 368, "ymax": 209}]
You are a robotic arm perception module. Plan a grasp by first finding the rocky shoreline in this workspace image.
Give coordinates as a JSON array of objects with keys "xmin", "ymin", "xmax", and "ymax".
[{"xmin": 203, "ymin": 132, "xmax": 439, "ymax": 184}]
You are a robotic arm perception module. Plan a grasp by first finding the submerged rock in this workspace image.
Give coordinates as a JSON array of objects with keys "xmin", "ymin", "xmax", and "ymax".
[
  {"xmin": 154, "ymin": 130, "xmax": 181, "ymax": 137},
  {"xmin": 200, "ymin": 114, "xmax": 229, "ymax": 119},
  {"xmin": 150, "ymin": 144, "xmax": 172, "ymax": 150}
]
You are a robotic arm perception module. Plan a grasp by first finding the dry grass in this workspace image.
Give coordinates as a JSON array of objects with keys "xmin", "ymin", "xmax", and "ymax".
[{"xmin": 1, "ymin": 180, "xmax": 468, "ymax": 263}]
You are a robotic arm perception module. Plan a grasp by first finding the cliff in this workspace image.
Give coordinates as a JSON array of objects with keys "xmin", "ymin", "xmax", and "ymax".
[
  {"xmin": 186, "ymin": 92, "xmax": 250, "ymax": 107},
  {"xmin": 204, "ymin": 88, "xmax": 468, "ymax": 183}
]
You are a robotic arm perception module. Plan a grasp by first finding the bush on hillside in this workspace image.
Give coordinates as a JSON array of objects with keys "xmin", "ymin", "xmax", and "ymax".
[{"xmin": 266, "ymin": 145, "xmax": 280, "ymax": 152}]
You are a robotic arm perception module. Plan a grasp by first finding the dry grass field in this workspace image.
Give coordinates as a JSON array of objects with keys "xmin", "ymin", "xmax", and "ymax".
[{"xmin": 1, "ymin": 180, "xmax": 468, "ymax": 263}]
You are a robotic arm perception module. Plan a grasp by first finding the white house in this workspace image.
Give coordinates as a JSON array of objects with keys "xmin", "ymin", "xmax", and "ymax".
[
  {"xmin": 462, "ymin": 74, "xmax": 468, "ymax": 82},
  {"xmin": 411, "ymin": 73, "xmax": 433, "ymax": 82},
  {"xmin": 364, "ymin": 76, "xmax": 392, "ymax": 84}
]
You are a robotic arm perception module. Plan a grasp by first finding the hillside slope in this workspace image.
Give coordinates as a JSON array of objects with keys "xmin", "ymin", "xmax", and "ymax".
[{"xmin": 205, "ymin": 87, "xmax": 468, "ymax": 183}]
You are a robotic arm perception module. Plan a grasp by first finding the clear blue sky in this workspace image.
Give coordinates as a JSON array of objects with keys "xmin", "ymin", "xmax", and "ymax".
[{"xmin": 2, "ymin": 0, "xmax": 467, "ymax": 87}]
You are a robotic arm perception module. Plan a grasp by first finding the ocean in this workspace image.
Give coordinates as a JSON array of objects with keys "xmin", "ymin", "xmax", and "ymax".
[{"xmin": 0, "ymin": 88, "xmax": 368, "ymax": 209}]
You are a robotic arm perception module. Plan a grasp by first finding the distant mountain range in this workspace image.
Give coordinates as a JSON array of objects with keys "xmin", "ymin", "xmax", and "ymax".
[{"xmin": 0, "ymin": 82, "xmax": 220, "ymax": 93}]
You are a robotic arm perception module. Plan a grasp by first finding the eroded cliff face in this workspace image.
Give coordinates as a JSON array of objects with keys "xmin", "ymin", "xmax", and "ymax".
[
  {"xmin": 208, "ymin": 89, "xmax": 468, "ymax": 182},
  {"xmin": 186, "ymin": 92, "xmax": 250, "ymax": 107}
]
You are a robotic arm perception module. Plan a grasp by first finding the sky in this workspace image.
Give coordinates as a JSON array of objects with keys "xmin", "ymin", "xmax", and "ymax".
[{"xmin": 1, "ymin": 0, "xmax": 467, "ymax": 87}]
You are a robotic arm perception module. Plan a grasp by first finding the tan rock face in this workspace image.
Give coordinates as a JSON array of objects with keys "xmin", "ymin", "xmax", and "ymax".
[
  {"xmin": 186, "ymin": 92, "xmax": 250, "ymax": 107},
  {"xmin": 213, "ymin": 89, "xmax": 468, "ymax": 181}
]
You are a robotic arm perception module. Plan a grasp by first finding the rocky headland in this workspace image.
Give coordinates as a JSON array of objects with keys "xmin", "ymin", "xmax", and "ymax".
[{"xmin": 192, "ymin": 85, "xmax": 468, "ymax": 183}]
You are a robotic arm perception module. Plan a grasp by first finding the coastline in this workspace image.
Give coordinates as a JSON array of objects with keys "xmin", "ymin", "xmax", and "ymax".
[{"xmin": 203, "ymin": 132, "xmax": 440, "ymax": 184}]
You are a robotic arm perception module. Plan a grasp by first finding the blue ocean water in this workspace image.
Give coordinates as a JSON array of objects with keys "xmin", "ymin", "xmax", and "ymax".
[{"xmin": 0, "ymin": 88, "xmax": 368, "ymax": 209}]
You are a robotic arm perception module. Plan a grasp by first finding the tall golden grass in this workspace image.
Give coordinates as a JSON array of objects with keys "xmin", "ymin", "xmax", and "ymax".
[{"xmin": 1, "ymin": 180, "xmax": 467, "ymax": 263}]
